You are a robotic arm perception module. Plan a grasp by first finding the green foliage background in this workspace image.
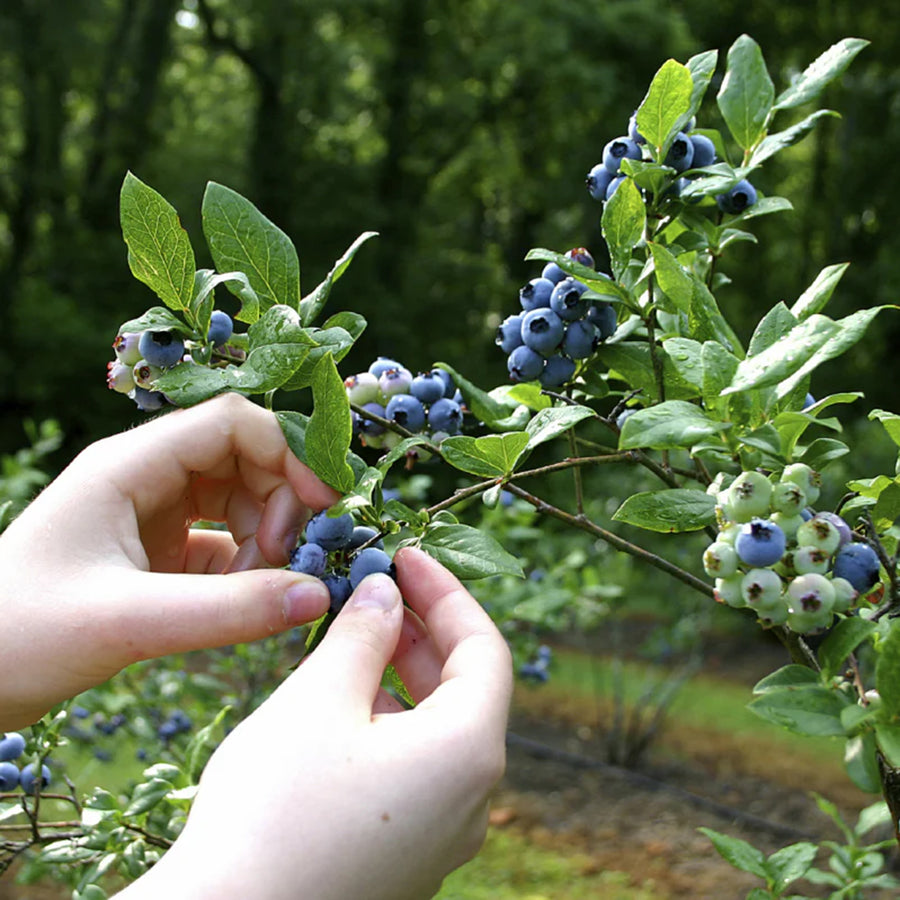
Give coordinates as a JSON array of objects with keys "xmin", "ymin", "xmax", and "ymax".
[{"xmin": 1, "ymin": 0, "xmax": 898, "ymax": 461}]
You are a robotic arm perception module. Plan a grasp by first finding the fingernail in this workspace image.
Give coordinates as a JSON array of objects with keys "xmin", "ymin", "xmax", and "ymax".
[
  {"xmin": 350, "ymin": 574, "xmax": 399, "ymax": 612},
  {"xmin": 282, "ymin": 528, "xmax": 301, "ymax": 561},
  {"xmin": 283, "ymin": 577, "xmax": 330, "ymax": 624}
]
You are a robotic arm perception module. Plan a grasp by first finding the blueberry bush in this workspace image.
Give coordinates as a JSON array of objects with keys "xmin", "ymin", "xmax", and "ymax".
[{"xmin": 5, "ymin": 32, "xmax": 900, "ymax": 899}]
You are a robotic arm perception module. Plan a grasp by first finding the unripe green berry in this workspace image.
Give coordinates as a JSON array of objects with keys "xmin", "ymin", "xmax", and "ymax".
[
  {"xmin": 782, "ymin": 463, "xmax": 821, "ymax": 506},
  {"xmin": 770, "ymin": 481, "xmax": 806, "ymax": 516},
  {"xmin": 703, "ymin": 541, "xmax": 738, "ymax": 578},
  {"xmin": 741, "ymin": 568, "xmax": 783, "ymax": 607},
  {"xmin": 714, "ymin": 575, "xmax": 746, "ymax": 609},
  {"xmin": 345, "ymin": 372, "xmax": 380, "ymax": 405},
  {"xmin": 754, "ymin": 591, "xmax": 790, "ymax": 627},
  {"xmin": 787, "ymin": 572, "xmax": 835, "ymax": 618},
  {"xmin": 727, "ymin": 471, "xmax": 773, "ymax": 523},
  {"xmin": 716, "ymin": 523, "xmax": 741, "ymax": 546},
  {"xmin": 133, "ymin": 360, "xmax": 163, "ymax": 389},
  {"xmin": 831, "ymin": 576, "xmax": 859, "ymax": 613},
  {"xmin": 771, "ymin": 511, "xmax": 805, "ymax": 543},
  {"xmin": 792, "ymin": 545, "xmax": 831, "ymax": 576},
  {"xmin": 796, "ymin": 518, "xmax": 841, "ymax": 556}
]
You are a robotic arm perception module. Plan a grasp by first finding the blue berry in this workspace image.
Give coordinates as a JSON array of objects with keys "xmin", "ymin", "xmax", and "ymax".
[
  {"xmin": 0, "ymin": 733, "xmax": 26, "ymax": 762},
  {"xmin": 306, "ymin": 511, "xmax": 355, "ymax": 551},
  {"xmin": 496, "ymin": 314, "xmax": 525, "ymax": 354},
  {"xmin": 0, "ymin": 762, "xmax": 19, "ymax": 791},
  {"xmin": 378, "ymin": 367, "xmax": 413, "ymax": 399},
  {"xmin": 602, "ymin": 136, "xmax": 642, "ymax": 174},
  {"xmin": 562, "ymin": 320, "xmax": 599, "ymax": 359},
  {"xmin": 368, "ymin": 357, "xmax": 402, "ymax": 378},
  {"xmin": 586, "ymin": 164, "xmax": 613, "ymax": 201},
  {"xmin": 385, "ymin": 394, "xmax": 426, "ymax": 431},
  {"xmin": 519, "ymin": 662, "xmax": 549, "ymax": 683},
  {"xmin": 586, "ymin": 303, "xmax": 617, "ymax": 340},
  {"xmin": 832, "ymin": 543, "xmax": 880, "ymax": 594},
  {"xmin": 565, "ymin": 248, "xmax": 595, "ymax": 269},
  {"xmin": 507, "ymin": 345, "xmax": 544, "ymax": 382},
  {"xmin": 349, "ymin": 547, "xmax": 395, "ymax": 589},
  {"xmin": 549, "ymin": 278, "xmax": 590, "ymax": 321},
  {"xmin": 540, "ymin": 355, "xmax": 576, "ymax": 388},
  {"xmin": 432, "ymin": 368, "xmax": 456, "ymax": 398},
  {"xmin": 627, "ymin": 111, "xmax": 645, "ymax": 144},
  {"xmin": 689, "ymin": 133, "xmax": 716, "ymax": 168},
  {"xmin": 606, "ymin": 174, "xmax": 626, "ymax": 200},
  {"xmin": 207, "ymin": 310, "xmax": 234, "ymax": 345},
  {"xmin": 347, "ymin": 526, "xmax": 384, "ymax": 551},
  {"xmin": 427, "ymin": 397, "xmax": 463, "ymax": 434},
  {"xmin": 716, "ymin": 179, "xmax": 758, "ymax": 214},
  {"xmin": 541, "ymin": 262, "xmax": 565, "ymax": 285},
  {"xmin": 20, "ymin": 763, "xmax": 50, "ymax": 795},
  {"xmin": 138, "ymin": 330, "xmax": 184, "ymax": 368},
  {"xmin": 322, "ymin": 573, "xmax": 353, "ymax": 613},
  {"xmin": 290, "ymin": 542, "xmax": 328, "ymax": 577},
  {"xmin": 519, "ymin": 277, "xmax": 555, "ymax": 312},
  {"xmin": 734, "ymin": 519, "xmax": 786, "ymax": 568},
  {"xmin": 664, "ymin": 132, "xmax": 694, "ymax": 173},
  {"xmin": 356, "ymin": 402, "xmax": 386, "ymax": 436},
  {"xmin": 520, "ymin": 307, "xmax": 565, "ymax": 356},
  {"xmin": 409, "ymin": 372, "xmax": 445, "ymax": 404}
]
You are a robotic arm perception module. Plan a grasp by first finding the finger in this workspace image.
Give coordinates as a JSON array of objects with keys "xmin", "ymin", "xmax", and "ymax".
[
  {"xmin": 389, "ymin": 608, "xmax": 445, "ymax": 703},
  {"xmin": 394, "ymin": 548, "xmax": 512, "ymax": 725},
  {"xmin": 98, "ymin": 567, "xmax": 331, "ymax": 665},
  {"xmin": 372, "ymin": 688, "xmax": 406, "ymax": 715},
  {"xmin": 290, "ymin": 574, "xmax": 404, "ymax": 720},
  {"xmin": 183, "ymin": 529, "xmax": 240, "ymax": 574}
]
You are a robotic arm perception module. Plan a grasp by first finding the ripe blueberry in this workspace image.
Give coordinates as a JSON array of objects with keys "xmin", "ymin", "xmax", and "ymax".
[
  {"xmin": 0, "ymin": 733, "xmax": 25, "ymax": 762},
  {"xmin": 432, "ymin": 368, "xmax": 457, "ymax": 399},
  {"xmin": 0, "ymin": 762, "xmax": 19, "ymax": 791},
  {"xmin": 321, "ymin": 573, "xmax": 352, "ymax": 614},
  {"xmin": 138, "ymin": 330, "xmax": 185, "ymax": 369},
  {"xmin": 409, "ymin": 372, "xmax": 446, "ymax": 405},
  {"xmin": 496, "ymin": 314, "xmax": 525, "ymax": 354},
  {"xmin": 378, "ymin": 366, "xmax": 413, "ymax": 399},
  {"xmin": 832, "ymin": 543, "xmax": 881, "ymax": 594},
  {"xmin": 541, "ymin": 262, "xmax": 565, "ymax": 285},
  {"xmin": 734, "ymin": 519, "xmax": 786, "ymax": 568},
  {"xmin": 427, "ymin": 397, "xmax": 463, "ymax": 434},
  {"xmin": 549, "ymin": 278, "xmax": 590, "ymax": 322},
  {"xmin": 508, "ymin": 345, "xmax": 544, "ymax": 383},
  {"xmin": 627, "ymin": 111, "xmax": 645, "ymax": 144},
  {"xmin": 606, "ymin": 174, "xmax": 626, "ymax": 200},
  {"xmin": 349, "ymin": 547, "xmax": 395, "ymax": 589},
  {"xmin": 540, "ymin": 355, "xmax": 576, "ymax": 388},
  {"xmin": 664, "ymin": 132, "xmax": 694, "ymax": 173},
  {"xmin": 562, "ymin": 320, "xmax": 600, "ymax": 360},
  {"xmin": 356, "ymin": 402, "xmax": 387, "ymax": 436},
  {"xmin": 519, "ymin": 278, "xmax": 555, "ymax": 312},
  {"xmin": 289, "ymin": 542, "xmax": 328, "ymax": 577},
  {"xmin": 347, "ymin": 526, "xmax": 384, "ymax": 551},
  {"xmin": 520, "ymin": 307, "xmax": 565, "ymax": 356},
  {"xmin": 716, "ymin": 179, "xmax": 758, "ymax": 215},
  {"xmin": 602, "ymin": 137, "xmax": 642, "ymax": 175},
  {"xmin": 586, "ymin": 303, "xmax": 617, "ymax": 340},
  {"xmin": 385, "ymin": 394, "xmax": 426, "ymax": 431},
  {"xmin": 19, "ymin": 763, "xmax": 51, "ymax": 796},
  {"xmin": 368, "ymin": 357, "xmax": 402, "ymax": 378},
  {"xmin": 305, "ymin": 511, "xmax": 355, "ymax": 551},
  {"xmin": 586, "ymin": 164, "xmax": 613, "ymax": 201},
  {"xmin": 688, "ymin": 133, "xmax": 716, "ymax": 168},
  {"xmin": 565, "ymin": 247, "xmax": 595, "ymax": 269},
  {"xmin": 207, "ymin": 310, "xmax": 234, "ymax": 345}
]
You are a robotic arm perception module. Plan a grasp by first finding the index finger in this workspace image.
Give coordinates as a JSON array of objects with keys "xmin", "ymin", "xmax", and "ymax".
[{"xmin": 393, "ymin": 547, "xmax": 513, "ymax": 724}]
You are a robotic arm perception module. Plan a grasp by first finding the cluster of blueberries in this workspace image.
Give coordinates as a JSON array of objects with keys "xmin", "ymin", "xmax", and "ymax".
[
  {"xmin": 518, "ymin": 645, "xmax": 553, "ymax": 683},
  {"xmin": 345, "ymin": 358, "xmax": 465, "ymax": 452},
  {"xmin": 289, "ymin": 509, "xmax": 395, "ymax": 612},
  {"xmin": 704, "ymin": 463, "xmax": 881, "ymax": 634},
  {"xmin": 66, "ymin": 705, "xmax": 193, "ymax": 762},
  {"xmin": 585, "ymin": 111, "xmax": 758, "ymax": 215},
  {"xmin": 0, "ymin": 731, "xmax": 51, "ymax": 795},
  {"xmin": 497, "ymin": 248, "xmax": 618, "ymax": 387},
  {"xmin": 107, "ymin": 310, "xmax": 237, "ymax": 411}
]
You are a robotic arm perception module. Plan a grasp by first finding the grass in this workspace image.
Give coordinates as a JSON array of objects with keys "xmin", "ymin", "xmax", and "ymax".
[{"xmin": 436, "ymin": 828, "xmax": 664, "ymax": 900}]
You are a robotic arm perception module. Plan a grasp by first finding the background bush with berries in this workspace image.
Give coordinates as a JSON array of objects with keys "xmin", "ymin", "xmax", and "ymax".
[{"xmin": 6, "ymin": 29, "xmax": 900, "ymax": 900}]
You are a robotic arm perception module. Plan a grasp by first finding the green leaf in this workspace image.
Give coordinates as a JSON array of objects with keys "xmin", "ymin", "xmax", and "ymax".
[
  {"xmin": 856, "ymin": 801, "xmax": 892, "ymax": 836},
  {"xmin": 870, "ymin": 408, "xmax": 900, "ymax": 448},
  {"xmin": 118, "ymin": 306, "xmax": 190, "ymax": 337},
  {"xmin": 876, "ymin": 619, "xmax": 900, "ymax": 718},
  {"xmin": 635, "ymin": 59, "xmax": 694, "ymax": 150},
  {"xmin": 601, "ymin": 177, "xmax": 646, "ymax": 280},
  {"xmin": 433, "ymin": 362, "xmax": 518, "ymax": 429},
  {"xmin": 689, "ymin": 278, "xmax": 744, "ymax": 357},
  {"xmin": 662, "ymin": 338, "xmax": 704, "ymax": 390},
  {"xmin": 649, "ymin": 243, "xmax": 693, "ymax": 313},
  {"xmin": 789, "ymin": 263, "xmax": 850, "ymax": 320},
  {"xmin": 776, "ymin": 307, "xmax": 894, "ymax": 398},
  {"xmin": 844, "ymin": 733, "xmax": 882, "ymax": 794},
  {"xmin": 376, "ymin": 437, "xmax": 434, "ymax": 475},
  {"xmin": 685, "ymin": 50, "xmax": 719, "ymax": 119},
  {"xmin": 699, "ymin": 828, "xmax": 768, "ymax": 878},
  {"xmin": 120, "ymin": 172, "xmax": 196, "ymax": 312},
  {"xmin": 299, "ymin": 231, "xmax": 378, "ymax": 325},
  {"xmin": 748, "ymin": 302, "xmax": 798, "ymax": 357},
  {"xmin": 612, "ymin": 488, "xmax": 716, "ymax": 533},
  {"xmin": 723, "ymin": 315, "xmax": 839, "ymax": 395},
  {"xmin": 192, "ymin": 269, "xmax": 260, "ymax": 328},
  {"xmin": 440, "ymin": 433, "xmax": 530, "ymax": 478},
  {"xmin": 798, "ymin": 437, "xmax": 850, "ymax": 471},
  {"xmin": 701, "ymin": 341, "xmax": 740, "ymax": 411},
  {"xmin": 767, "ymin": 843, "xmax": 818, "ymax": 889},
  {"xmin": 330, "ymin": 466, "xmax": 384, "ymax": 516},
  {"xmin": 596, "ymin": 344, "xmax": 699, "ymax": 403},
  {"xmin": 524, "ymin": 248, "xmax": 630, "ymax": 301},
  {"xmin": 716, "ymin": 34, "xmax": 775, "ymax": 150},
  {"xmin": 202, "ymin": 182, "xmax": 300, "ymax": 319},
  {"xmin": 185, "ymin": 706, "xmax": 230, "ymax": 784},
  {"xmin": 818, "ymin": 617, "xmax": 877, "ymax": 681},
  {"xmin": 753, "ymin": 665, "xmax": 821, "ymax": 694},
  {"xmin": 618, "ymin": 400, "xmax": 730, "ymax": 451},
  {"xmin": 524, "ymin": 405, "xmax": 595, "ymax": 450},
  {"xmin": 500, "ymin": 382, "xmax": 552, "ymax": 412},
  {"xmin": 322, "ymin": 311, "xmax": 367, "ymax": 344},
  {"xmin": 876, "ymin": 722, "xmax": 900, "ymax": 768},
  {"xmin": 747, "ymin": 685, "xmax": 847, "ymax": 736},
  {"xmin": 305, "ymin": 353, "xmax": 355, "ymax": 493},
  {"xmin": 748, "ymin": 110, "xmax": 838, "ymax": 170},
  {"xmin": 417, "ymin": 524, "xmax": 524, "ymax": 579},
  {"xmin": 275, "ymin": 411, "xmax": 367, "ymax": 483},
  {"xmin": 774, "ymin": 38, "xmax": 870, "ymax": 111},
  {"xmin": 123, "ymin": 778, "xmax": 174, "ymax": 817}
]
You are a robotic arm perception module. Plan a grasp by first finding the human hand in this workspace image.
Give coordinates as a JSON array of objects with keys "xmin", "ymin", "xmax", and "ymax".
[
  {"xmin": 0, "ymin": 393, "xmax": 338, "ymax": 730},
  {"xmin": 118, "ymin": 547, "xmax": 513, "ymax": 900}
]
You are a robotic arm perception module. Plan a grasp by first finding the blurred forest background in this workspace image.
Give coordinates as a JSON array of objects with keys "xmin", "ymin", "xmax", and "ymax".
[{"xmin": 2, "ymin": 0, "xmax": 899, "ymax": 464}]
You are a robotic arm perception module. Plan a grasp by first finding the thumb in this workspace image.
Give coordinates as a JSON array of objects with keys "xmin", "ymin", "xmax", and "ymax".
[
  {"xmin": 106, "ymin": 568, "xmax": 331, "ymax": 662},
  {"xmin": 297, "ymin": 574, "xmax": 404, "ymax": 718}
]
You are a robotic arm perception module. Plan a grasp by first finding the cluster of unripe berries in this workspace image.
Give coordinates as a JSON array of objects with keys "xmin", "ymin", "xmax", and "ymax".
[
  {"xmin": 586, "ymin": 111, "xmax": 758, "ymax": 215},
  {"xmin": 289, "ymin": 509, "xmax": 395, "ymax": 612},
  {"xmin": 0, "ymin": 732, "xmax": 51, "ymax": 795},
  {"xmin": 107, "ymin": 310, "xmax": 237, "ymax": 411},
  {"xmin": 345, "ymin": 358, "xmax": 464, "ymax": 453},
  {"xmin": 704, "ymin": 464, "xmax": 881, "ymax": 633},
  {"xmin": 498, "ymin": 248, "xmax": 618, "ymax": 386}
]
